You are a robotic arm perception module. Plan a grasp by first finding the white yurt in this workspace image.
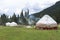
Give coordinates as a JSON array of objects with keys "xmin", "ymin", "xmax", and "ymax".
[
  {"xmin": 9, "ymin": 22, "xmax": 18, "ymax": 26},
  {"xmin": 6, "ymin": 22, "xmax": 18, "ymax": 26},
  {"xmin": 36, "ymin": 15, "xmax": 57, "ymax": 30},
  {"xmin": 6, "ymin": 22, "xmax": 11, "ymax": 26}
]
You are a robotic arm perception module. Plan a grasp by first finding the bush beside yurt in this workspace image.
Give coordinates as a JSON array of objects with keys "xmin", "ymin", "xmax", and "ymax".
[{"xmin": 36, "ymin": 15, "xmax": 58, "ymax": 30}]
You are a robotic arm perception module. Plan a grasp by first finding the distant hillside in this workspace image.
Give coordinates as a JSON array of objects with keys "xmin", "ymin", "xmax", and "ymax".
[{"xmin": 32, "ymin": 1, "xmax": 60, "ymax": 23}]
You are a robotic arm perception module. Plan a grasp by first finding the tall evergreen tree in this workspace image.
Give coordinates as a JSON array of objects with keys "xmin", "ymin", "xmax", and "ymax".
[
  {"xmin": 24, "ymin": 9, "xmax": 30, "ymax": 25},
  {"xmin": 1, "ymin": 14, "xmax": 8, "ymax": 25},
  {"xmin": 11, "ymin": 13, "xmax": 17, "ymax": 23},
  {"xmin": 17, "ymin": 15, "xmax": 20, "ymax": 24},
  {"xmin": 25, "ymin": 9, "xmax": 29, "ymax": 17},
  {"xmin": 19, "ymin": 10, "xmax": 28, "ymax": 25}
]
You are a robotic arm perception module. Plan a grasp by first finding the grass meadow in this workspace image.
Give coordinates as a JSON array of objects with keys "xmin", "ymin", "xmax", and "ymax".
[{"xmin": 0, "ymin": 25, "xmax": 60, "ymax": 40}]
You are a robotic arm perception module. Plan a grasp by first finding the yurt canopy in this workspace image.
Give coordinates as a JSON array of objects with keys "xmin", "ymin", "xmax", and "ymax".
[
  {"xmin": 6, "ymin": 22, "xmax": 11, "ymax": 26},
  {"xmin": 36, "ymin": 15, "xmax": 57, "ymax": 25},
  {"xmin": 10, "ymin": 22, "xmax": 18, "ymax": 26},
  {"xmin": 6, "ymin": 22, "xmax": 18, "ymax": 26},
  {"xmin": 36, "ymin": 15, "xmax": 57, "ymax": 30}
]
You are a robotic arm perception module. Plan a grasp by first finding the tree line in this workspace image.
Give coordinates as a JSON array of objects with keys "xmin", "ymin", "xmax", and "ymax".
[
  {"xmin": 0, "ymin": 9, "xmax": 29, "ymax": 25},
  {"xmin": 0, "ymin": 13, "xmax": 19, "ymax": 25}
]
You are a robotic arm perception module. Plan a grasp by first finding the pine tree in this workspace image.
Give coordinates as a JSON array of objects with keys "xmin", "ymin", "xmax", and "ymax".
[
  {"xmin": 1, "ymin": 14, "xmax": 8, "ymax": 25},
  {"xmin": 19, "ymin": 10, "xmax": 28, "ymax": 25},
  {"xmin": 11, "ymin": 13, "xmax": 17, "ymax": 23},
  {"xmin": 17, "ymin": 15, "xmax": 20, "ymax": 24}
]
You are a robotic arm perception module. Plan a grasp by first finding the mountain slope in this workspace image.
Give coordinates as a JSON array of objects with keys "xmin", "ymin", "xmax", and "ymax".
[{"xmin": 32, "ymin": 1, "xmax": 60, "ymax": 23}]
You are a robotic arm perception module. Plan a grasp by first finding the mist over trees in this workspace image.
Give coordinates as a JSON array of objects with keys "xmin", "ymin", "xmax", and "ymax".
[{"xmin": 19, "ymin": 10, "xmax": 28, "ymax": 25}]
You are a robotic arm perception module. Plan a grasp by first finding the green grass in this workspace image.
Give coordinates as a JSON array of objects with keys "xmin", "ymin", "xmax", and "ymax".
[{"xmin": 0, "ymin": 26, "xmax": 60, "ymax": 40}]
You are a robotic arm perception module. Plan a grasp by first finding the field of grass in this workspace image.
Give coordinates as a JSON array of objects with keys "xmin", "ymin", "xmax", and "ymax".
[{"xmin": 0, "ymin": 26, "xmax": 60, "ymax": 40}]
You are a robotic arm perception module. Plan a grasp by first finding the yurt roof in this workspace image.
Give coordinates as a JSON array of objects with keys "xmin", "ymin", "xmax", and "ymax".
[
  {"xmin": 11, "ymin": 22, "xmax": 16, "ymax": 23},
  {"xmin": 11, "ymin": 22, "xmax": 17, "ymax": 25},
  {"xmin": 36, "ymin": 15, "xmax": 57, "ymax": 25}
]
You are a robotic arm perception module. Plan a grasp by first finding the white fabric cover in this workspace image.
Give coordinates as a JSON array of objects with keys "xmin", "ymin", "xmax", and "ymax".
[
  {"xmin": 6, "ymin": 22, "xmax": 17, "ymax": 26},
  {"xmin": 9, "ymin": 22, "xmax": 17, "ymax": 26},
  {"xmin": 6, "ymin": 22, "xmax": 11, "ymax": 26},
  {"xmin": 36, "ymin": 15, "xmax": 57, "ymax": 25}
]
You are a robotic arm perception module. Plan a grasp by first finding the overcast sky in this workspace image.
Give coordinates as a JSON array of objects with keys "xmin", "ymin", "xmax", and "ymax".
[{"xmin": 0, "ymin": 0, "xmax": 59, "ymax": 15}]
